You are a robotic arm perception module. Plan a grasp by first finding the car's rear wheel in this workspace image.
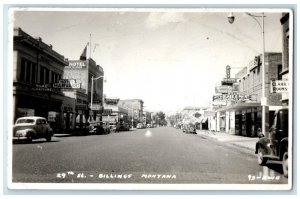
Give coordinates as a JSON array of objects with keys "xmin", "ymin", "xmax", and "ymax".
[
  {"xmin": 257, "ymin": 146, "xmax": 267, "ymax": 165},
  {"xmin": 46, "ymin": 134, "xmax": 52, "ymax": 142},
  {"xmin": 282, "ymin": 151, "xmax": 288, "ymax": 178}
]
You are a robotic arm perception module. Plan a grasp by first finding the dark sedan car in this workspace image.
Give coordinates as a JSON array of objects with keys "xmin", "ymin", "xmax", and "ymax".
[{"xmin": 255, "ymin": 108, "xmax": 289, "ymax": 177}]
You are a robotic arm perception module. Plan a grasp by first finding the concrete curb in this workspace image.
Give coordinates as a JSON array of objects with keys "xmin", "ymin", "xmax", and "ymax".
[{"xmin": 54, "ymin": 134, "xmax": 73, "ymax": 137}]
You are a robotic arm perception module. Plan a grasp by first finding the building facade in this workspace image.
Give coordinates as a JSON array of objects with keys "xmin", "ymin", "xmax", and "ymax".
[
  {"xmin": 13, "ymin": 28, "xmax": 68, "ymax": 131},
  {"xmin": 62, "ymin": 58, "xmax": 104, "ymax": 127},
  {"xmin": 118, "ymin": 99, "xmax": 144, "ymax": 127},
  {"xmin": 101, "ymin": 98, "xmax": 129, "ymax": 124},
  {"xmin": 214, "ymin": 53, "xmax": 283, "ymax": 137},
  {"xmin": 280, "ymin": 13, "xmax": 290, "ymax": 106},
  {"xmin": 180, "ymin": 107, "xmax": 209, "ymax": 130}
]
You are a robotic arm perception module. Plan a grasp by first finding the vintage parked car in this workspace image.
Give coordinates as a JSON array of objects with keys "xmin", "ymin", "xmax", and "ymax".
[
  {"xmin": 13, "ymin": 116, "xmax": 53, "ymax": 143},
  {"xmin": 255, "ymin": 108, "xmax": 289, "ymax": 177},
  {"xmin": 136, "ymin": 123, "xmax": 145, "ymax": 129},
  {"xmin": 117, "ymin": 122, "xmax": 130, "ymax": 132},
  {"xmin": 89, "ymin": 122, "xmax": 111, "ymax": 135},
  {"xmin": 109, "ymin": 122, "xmax": 118, "ymax": 132},
  {"xmin": 182, "ymin": 123, "xmax": 197, "ymax": 134}
]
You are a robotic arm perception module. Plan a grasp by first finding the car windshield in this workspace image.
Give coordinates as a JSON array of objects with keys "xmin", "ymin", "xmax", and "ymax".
[{"xmin": 16, "ymin": 119, "xmax": 35, "ymax": 124}]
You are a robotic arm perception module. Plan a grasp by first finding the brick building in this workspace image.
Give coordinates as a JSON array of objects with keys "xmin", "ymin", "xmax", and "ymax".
[
  {"xmin": 215, "ymin": 53, "xmax": 283, "ymax": 137},
  {"xmin": 280, "ymin": 13, "xmax": 290, "ymax": 106}
]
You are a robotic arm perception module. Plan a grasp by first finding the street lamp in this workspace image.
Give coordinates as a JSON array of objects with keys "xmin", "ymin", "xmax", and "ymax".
[
  {"xmin": 90, "ymin": 75, "xmax": 104, "ymax": 120},
  {"xmin": 228, "ymin": 12, "xmax": 269, "ymax": 137}
]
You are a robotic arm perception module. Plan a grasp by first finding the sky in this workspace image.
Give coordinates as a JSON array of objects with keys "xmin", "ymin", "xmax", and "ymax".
[{"xmin": 11, "ymin": 8, "xmax": 284, "ymax": 114}]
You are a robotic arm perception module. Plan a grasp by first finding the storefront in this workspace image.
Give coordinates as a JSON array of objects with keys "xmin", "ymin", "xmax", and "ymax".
[
  {"xmin": 14, "ymin": 87, "xmax": 64, "ymax": 131},
  {"xmin": 218, "ymin": 103, "xmax": 261, "ymax": 137},
  {"xmin": 62, "ymin": 96, "xmax": 76, "ymax": 131}
]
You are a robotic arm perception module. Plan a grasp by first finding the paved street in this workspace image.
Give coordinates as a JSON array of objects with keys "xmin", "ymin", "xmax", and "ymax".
[{"xmin": 12, "ymin": 127, "xmax": 288, "ymax": 184}]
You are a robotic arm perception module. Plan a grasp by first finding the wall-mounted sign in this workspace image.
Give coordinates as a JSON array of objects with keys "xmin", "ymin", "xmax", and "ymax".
[
  {"xmin": 211, "ymin": 101, "xmax": 227, "ymax": 106},
  {"xmin": 53, "ymin": 79, "xmax": 81, "ymax": 89},
  {"xmin": 31, "ymin": 84, "xmax": 57, "ymax": 92},
  {"xmin": 270, "ymin": 80, "xmax": 289, "ymax": 93},
  {"xmin": 48, "ymin": 111, "xmax": 57, "ymax": 122},
  {"xmin": 90, "ymin": 104, "xmax": 102, "ymax": 110},
  {"xmin": 103, "ymin": 109, "xmax": 112, "ymax": 115},
  {"xmin": 66, "ymin": 60, "xmax": 87, "ymax": 68},
  {"xmin": 104, "ymin": 98, "xmax": 119, "ymax": 105},
  {"xmin": 226, "ymin": 65, "xmax": 231, "ymax": 79},
  {"xmin": 213, "ymin": 94, "xmax": 255, "ymax": 102},
  {"xmin": 221, "ymin": 78, "xmax": 238, "ymax": 84},
  {"xmin": 215, "ymin": 85, "xmax": 233, "ymax": 94}
]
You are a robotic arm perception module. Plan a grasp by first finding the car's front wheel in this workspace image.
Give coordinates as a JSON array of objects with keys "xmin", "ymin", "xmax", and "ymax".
[
  {"xmin": 26, "ymin": 134, "xmax": 33, "ymax": 143},
  {"xmin": 257, "ymin": 146, "xmax": 267, "ymax": 165},
  {"xmin": 282, "ymin": 151, "xmax": 288, "ymax": 178},
  {"xmin": 45, "ymin": 132, "xmax": 52, "ymax": 142}
]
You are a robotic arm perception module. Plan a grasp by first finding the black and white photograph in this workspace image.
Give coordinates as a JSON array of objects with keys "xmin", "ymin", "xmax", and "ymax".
[{"xmin": 5, "ymin": 6, "xmax": 293, "ymax": 191}]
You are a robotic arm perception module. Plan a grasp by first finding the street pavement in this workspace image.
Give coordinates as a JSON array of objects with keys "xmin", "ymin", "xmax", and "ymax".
[
  {"xmin": 55, "ymin": 129, "xmax": 258, "ymax": 155},
  {"xmin": 11, "ymin": 127, "xmax": 288, "ymax": 186}
]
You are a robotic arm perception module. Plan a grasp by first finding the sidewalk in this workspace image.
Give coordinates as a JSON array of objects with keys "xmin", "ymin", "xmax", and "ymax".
[{"xmin": 196, "ymin": 130, "xmax": 258, "ymax": 155}]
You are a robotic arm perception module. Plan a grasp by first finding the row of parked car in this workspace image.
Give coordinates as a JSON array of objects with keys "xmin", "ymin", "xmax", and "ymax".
[
  {"xmin": 12, "ymin": 116, "xmax": 133, "ymax": 143},
  {"xmin": 88, "ymin": 121, "xmax": 130, "ymax": 134},
  {"xmin": 136, "ymin": 123, "xmax": 156, "ymax": 129}
]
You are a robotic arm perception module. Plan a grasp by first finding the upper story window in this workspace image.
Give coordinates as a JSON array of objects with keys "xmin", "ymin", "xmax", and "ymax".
[
  {"xmin": 20, "ymin": 58, "xmax": 37, "ymax": 84},
  {"xmin": 278, "ymin": 64, "xmax": 283, "ymax": 80}
]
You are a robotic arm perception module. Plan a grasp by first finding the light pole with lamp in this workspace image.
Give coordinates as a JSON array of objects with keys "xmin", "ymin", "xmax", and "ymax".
[
  {"xmin": 228, "ymin": 12, "xmax": 269, "ymax": 137},
  {"xmin": 90, "ymin": 75, "xmax": 104, "ymax": 121}
]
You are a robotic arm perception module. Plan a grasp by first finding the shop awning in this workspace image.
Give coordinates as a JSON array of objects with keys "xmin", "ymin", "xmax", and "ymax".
[{"xmin": 216, "ymin": 102, "xmax": 261, "ymax": 112}]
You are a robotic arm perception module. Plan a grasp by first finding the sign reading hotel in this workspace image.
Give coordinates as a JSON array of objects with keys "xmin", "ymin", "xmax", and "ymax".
[
  {"xmin": 271, "ymin": 80, "xmax": 289, "ymax": 93},
  {"xmin": 66, "ymin": 60, "xmax": 87, "ymax": 68},
  {"xmin": 53, "ymin": 79, "xmax": 81, "ymax": 89}
]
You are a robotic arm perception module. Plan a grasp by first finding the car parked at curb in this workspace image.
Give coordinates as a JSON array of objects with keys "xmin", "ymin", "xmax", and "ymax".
[
  {"xmin": 117, "ymin": 122, "xmax": 130, "ymax": 132},
  {"xmin": 13, "ymin": 116, "xmax": 53, "ymax": 143},
  {"xmin": 182, "ymin": 123, "xmax": 197, "ymax": 134},
  {"xmin": 136, "ymin": 123, "xmax": 145, "ymax": 129},
  {"xmin": 255, "ymin": 108, "xmax": 289, "ymax": 177}
]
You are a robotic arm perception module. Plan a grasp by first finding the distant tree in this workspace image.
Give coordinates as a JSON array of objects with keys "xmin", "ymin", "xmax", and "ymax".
[{"xmin": 155, "ymin": 111, "xmax": 167, "ymax": 126}]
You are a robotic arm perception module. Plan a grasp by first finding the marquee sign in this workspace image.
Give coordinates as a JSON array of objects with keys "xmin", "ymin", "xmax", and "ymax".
[
  {"xmin": 53, "ymin": 79, "xmax": 81, "ymax": 89},
  {"xmin": 213, "ymin": 94, "xmax": 256, "ymax": 102}
]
